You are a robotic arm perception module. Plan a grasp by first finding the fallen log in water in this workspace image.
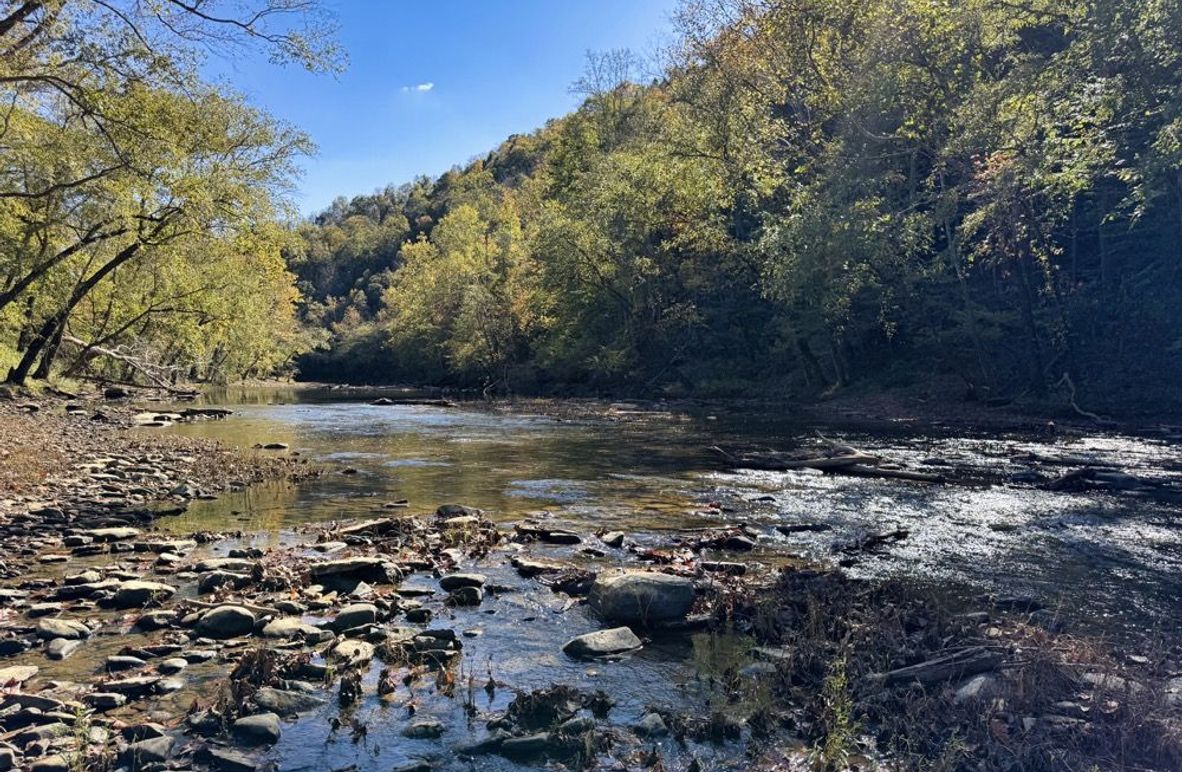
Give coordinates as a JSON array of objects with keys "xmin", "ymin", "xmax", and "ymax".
[
  {"xmin": 710, "ymin": 446, "xmax": 945, "ymax": 483},
  {"xmin": 370, "ymin": 397, "xmax": 458, "ymax": 408}
]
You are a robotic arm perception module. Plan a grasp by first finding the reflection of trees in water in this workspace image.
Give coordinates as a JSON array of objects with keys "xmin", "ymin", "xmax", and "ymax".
[{"xmin": 161, "ymin": 480, "xmax": 304, "ymax": 536}]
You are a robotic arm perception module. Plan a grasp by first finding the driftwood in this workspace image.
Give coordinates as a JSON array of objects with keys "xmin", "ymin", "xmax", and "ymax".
[
  {"xmin": 1044, "ymin": 466, "xmax": 1153, "ymax": 492},
  {"xmin": 184, "ymin": 598, "xmax": 281, "ymax": 617},
  {"xmin": 711, "ymin": 445, "xmax": 945, "ymax": 483},
  {"xmin": 61, "ymin": 334, "xmax": 191, "ymax": 393},
  {"xmin": 838, "ymin": 528, "xmax": 910, "ymax": 554},
  {"xmin": 866, "ymin": 646, "xmax": 1004, "ymax": 686},
  {"xmin": 370, "ymin": 397, "xmax": 457, "ymax": 408}
]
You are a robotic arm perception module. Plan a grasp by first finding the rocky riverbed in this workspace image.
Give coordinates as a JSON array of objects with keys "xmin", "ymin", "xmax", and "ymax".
[{"xmin": 0, "ymin": 390, "xmax": 1180, "ymax": 771}]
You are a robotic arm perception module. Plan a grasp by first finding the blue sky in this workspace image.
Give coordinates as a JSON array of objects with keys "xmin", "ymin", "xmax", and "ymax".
[{"xmin": 213, "ymin": 0, "xmax": 679, "ymax": 215}]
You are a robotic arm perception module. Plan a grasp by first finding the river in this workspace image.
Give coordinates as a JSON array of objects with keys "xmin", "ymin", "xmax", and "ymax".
[{"xmin": 152, "ymin": 386, "xmax": 1181, "ymax": 769}]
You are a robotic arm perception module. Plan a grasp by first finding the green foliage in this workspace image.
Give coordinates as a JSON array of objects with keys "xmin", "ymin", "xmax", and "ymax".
[
  {"xmin": 0, "ymin": 0, "xmax": 337, "ymax": 386},
  {"xmin": 296, "ymin": 0, "xmax": 1182, "ymax": 410}
]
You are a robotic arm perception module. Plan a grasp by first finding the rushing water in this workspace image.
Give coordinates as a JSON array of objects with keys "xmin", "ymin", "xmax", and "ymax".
[{"xmin": 139, "ymin": 386, "xmax": 1182, "ymax": 769}]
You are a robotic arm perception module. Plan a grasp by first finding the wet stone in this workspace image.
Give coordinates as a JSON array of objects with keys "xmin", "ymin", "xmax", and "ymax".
[
  {"xmin": 439, "ymin": 573, "xmax": 486, "ymax": 591},
  {"xmin": 447, "ymin": 586, "xmax": 483, "ymax": 606},
  {"xmin": 562, "ymin": 626, "xmax": 643, "ymax": 658},
  {"xmin": 36, "ymin": 619, "xmax": 89, "ymax": 640},
  {"xmin": 232, "ymin": 712, "xmax": 282, "ymax": 746},
  {"xmin": 403, "ymin": 719, "xmax": 446, "ymax": 738},
  {"xmin": 112, "ymin": 580, "xmax": 176, "ymax": 608},
  {"xmin": 46, "ymin": 638, "xmax": 82, "ymax": 660},
  {"xmin": 121, "ymin": 735, "xmax": 173, "ymax": 770},
  {"xmin": 261, "ymin": 617, "xmax": 321, "ymax": 640},
  {"xmin": 253, "ymin": 686, "xmax": 326, "ymax": 716},
  {"xmin": 588, "ymin": 572, "xmax": 695, "ymax": 626},
  {"xmin": 332, "ymin": 602, "xmax": 378, "ymax": 631},
  {"xmin": 194, "ymin": 606, "xmax": 256, "ymax": 639},
  {"xmin": 105, "ymin": 655, "xmax": 146, "ymax": 672},
  {"xmin": 195, "ymin": 746, "xmax": 256, "ymax": 772},
  {"xmin": 83, "ymin": 693, "xmax": 126, "ymax": 710}
]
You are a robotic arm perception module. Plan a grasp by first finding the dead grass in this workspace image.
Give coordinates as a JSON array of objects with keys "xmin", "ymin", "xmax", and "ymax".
[{"xmin": 721, "ymin": 568, "xmax": 1182, "ymax": 771}]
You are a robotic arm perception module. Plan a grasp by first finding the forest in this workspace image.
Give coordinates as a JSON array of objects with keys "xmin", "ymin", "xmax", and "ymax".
[{"xmin": 5, "ymin": 0, "xmax": 1182, "ymax": 415}]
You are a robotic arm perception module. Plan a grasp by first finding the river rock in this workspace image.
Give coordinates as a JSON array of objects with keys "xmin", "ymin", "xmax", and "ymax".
[
  {"xmin": 121, "ymin": 735, "xmax": 174, "ymax": 770},
  {"xmin": 194, "ymin": 605, "xmax": 256, "ymax": 639},
  {"xmin": 36, "ymin": 618, "xmax": 89, "ymax": 640},
  {"xmin": 329, "ymin": 639, "xmax": 374, "ymax": 666},
  {"xmin": 84, "ymin": 692, "xmax": 127, "ymax": 710},
  {"xmin": 158, "ymin": 658, "xmax": 188, "ymax": 674},
  {"xmin": 198, "ymin": 571, "xmax": 251, "ymax": 594},
  {"xmin": 439, "ymin": 573, "xmax": 486, "ymax": 591},
  {"xmin": 402, "ymin": 719, "xmax": 445, "ymax": 738},
  {"xmin": 84, "ymin": 527, "xmax": 140, "ymax": 542},
  {"xmin": 309, "ymin": 557, "xmax": 397, "ymax": 586},
  {"xmin": 54, "ymin": 578, "xmax": 120, "ymax": 600},
  {"xmin": 112, "ymin": 580, "xmax": 176, "ymax": 608},
  {"xmin": 64, "ymin": 570, "xmax": 101, "ymax": 585},
  {"xmin": 260, "ymin": 617, "xmax": 322, "ymax": 639},
  {"xmin": 46, "ymin": 638, "xmax": 82, "ymax": 660},
  {"xmin": 588, "ymin": 572, "xmax": 695, "ymax": 626},
  {"xmin": 437, "ymin": 504, "xmax": 481, "ymax": 518},
  {"xmin": 562, "ymin": 626, "xmax": 643, "ymax": 657},
  {"xmin": 232, "ymin": 712, "xmax": 281, "ymax": 746},
  {"xmin": 29, "ymin": 755, "xmax": 69, "ymax": 772},
  {"xmin": 601, "ymin": 531, "xmax": 625, "ymax": 548},
  {"xmin": 195, "ymin": 747, "xmax": 257, "ymax": 772},
  {"xmin": 634, "ymin": 712, "xmax": 669, "ymax": 737},
  {"xmin": 105, "ymin": 655, "xmax": 146, "ymax": 672},
  {"xmin": 254, "ymin": 686, "xmax": 327, "ymax": 716},
  {"xmin": 0, "ymin": 665, "xmax": 38, "ymax": 684},
  {"xmin": 137, "ymin": 610, "xmax": 179, "ymax": 631},
  {"xmin": 195, "ymin": 557, "xmax": 255, "ymax": 573},
  {"xmin": 954, "ymin": 673, "xmax": 1003, "ymax": 704},
  {"xmin": 500, "ymin": 733, "xmax": 550, "ymax": 757},
  {"xmin": 332, "ymin": 602, "xmax": 378, "ymax": 631}
]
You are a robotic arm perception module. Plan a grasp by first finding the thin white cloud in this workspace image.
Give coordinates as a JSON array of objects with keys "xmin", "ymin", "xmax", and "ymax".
[{"xmin": 401, "ymin": 82, "xmax": 434, "ymax": 93}]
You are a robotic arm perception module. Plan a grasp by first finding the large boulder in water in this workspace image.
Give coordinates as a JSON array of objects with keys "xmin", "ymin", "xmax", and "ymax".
[
  {"xmin": 194, "ymin": 606, "xmax": 255, "ymax": 639},
  {"xmin": 112, "ymin": 581, "xmax": 176, "ymax": 609},
  {"xmin": 562, "ymin": 626, "xmax": 642, "ymax": 657},
  {"xmin": 588, "ymin": 571, "xmax": 695, "ymax": 626}
]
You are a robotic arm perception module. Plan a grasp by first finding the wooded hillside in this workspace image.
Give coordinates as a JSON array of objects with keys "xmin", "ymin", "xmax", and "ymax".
[{"xmin": 292, "ymin": 0, "xmax": 1182, "ymax": 414}]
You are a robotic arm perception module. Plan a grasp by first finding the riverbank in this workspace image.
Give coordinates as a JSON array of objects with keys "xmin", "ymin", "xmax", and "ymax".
[{"xmin": 234, "ymin": 376, "xmax": 1182, "ymax": 439}]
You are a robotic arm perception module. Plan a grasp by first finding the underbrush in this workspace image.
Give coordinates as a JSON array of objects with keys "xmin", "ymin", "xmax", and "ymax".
[{"xmin": 724, "ymin": 568, "xmax": 1182, "ymax": 771}]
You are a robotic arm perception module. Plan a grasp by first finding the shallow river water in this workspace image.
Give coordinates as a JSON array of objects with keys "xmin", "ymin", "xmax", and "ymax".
[{"xmin": 145, "ymin": 386, "xmax": 1182, "ymax": 769}]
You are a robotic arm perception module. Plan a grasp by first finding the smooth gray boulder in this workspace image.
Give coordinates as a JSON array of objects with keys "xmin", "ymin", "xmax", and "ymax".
[
  {"xmin": 260, "ymin": 616, "xmax": 321, "ymax": 639},
  {"xmin": 332, "ymin": 602, "xmax": 377, "ymax": 631},
  {"xmin": 232, "ymin": 712, "xmax": 281, "ymax": 746},
  {"xmin": 194, "ymin": 606, "xmax": 255, "ymax": 639},
  {"xmin": 36, "ymin": 618, "xmax": 89, "ymax": 640},
  {"xmin": 562, "ymin": 626, "xmax": 642, "ymax": 657},
  {"xmin": 254, "ymin": 686, "xmax": 326, "ymax": 716},
  {"xmin": 112, "ymin": 580, "xmax": 176, "ymax": 608},
  {"xmin": 439, "ymin": 573, "xmax": 486, "ymax": 591},
  {"xmin": 588, "ymin": 571, "xmax": 695, "ymax": 626}
]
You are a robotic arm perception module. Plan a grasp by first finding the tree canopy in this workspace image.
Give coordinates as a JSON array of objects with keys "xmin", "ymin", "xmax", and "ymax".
[
  {"xmin": 0, "ymin": 0, "xmax": 337, "ymax": 386},
  {"xmin": 293, "ymin": 0, "xmax": 1182, "ymax": 412}
]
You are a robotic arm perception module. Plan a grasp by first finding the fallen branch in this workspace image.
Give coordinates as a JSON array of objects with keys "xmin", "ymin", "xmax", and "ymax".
[
  {"xmin": 866, "ymin": 646, "xmax": 1004, "ymax": 686},
  {"xmin": 61, "ymin": 334, "xmax": 189, "ymax": 393}
]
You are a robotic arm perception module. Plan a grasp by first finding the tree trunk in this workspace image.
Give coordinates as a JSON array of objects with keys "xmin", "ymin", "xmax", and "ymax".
[{"xmin": 6, "ymin": 242, "xmax": 140, "ymax": 384}]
